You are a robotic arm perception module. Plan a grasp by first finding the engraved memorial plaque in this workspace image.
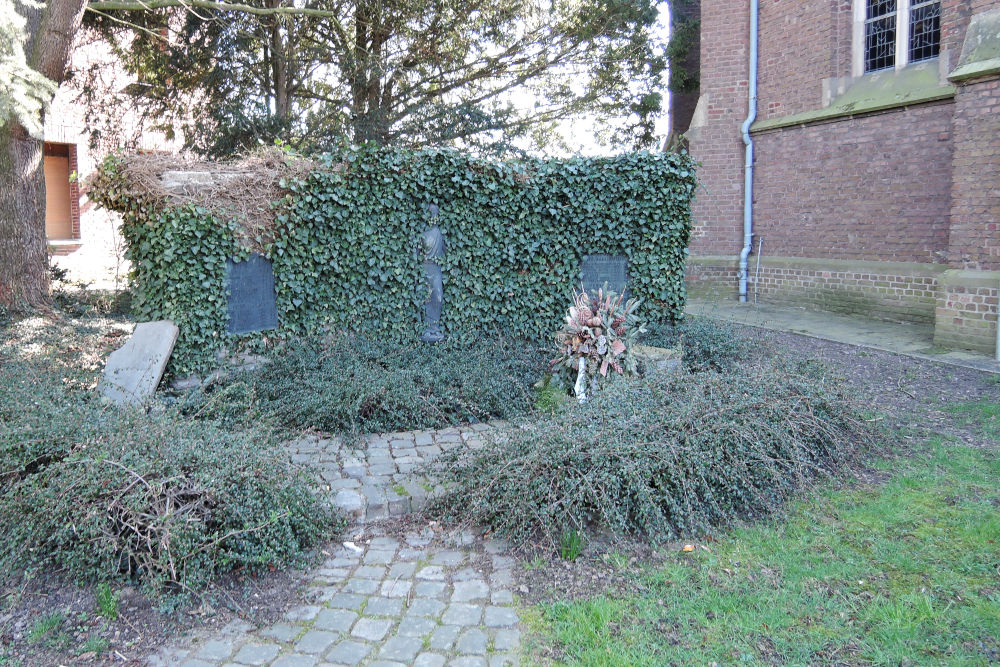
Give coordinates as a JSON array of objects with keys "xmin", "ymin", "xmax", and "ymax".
[
  {"xmin": 581, "ymin": 254, "xmax": 629, "ymax": 297},
  {"xmin": 226, "ymin": 253, "xmax": 278, "ymax": 335}
]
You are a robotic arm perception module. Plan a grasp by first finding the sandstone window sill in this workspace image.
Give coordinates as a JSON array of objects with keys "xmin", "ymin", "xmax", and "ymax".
[
  {"xmin": 948, "ymin": 8, "xmax": 1000, "ymax": 82},
  {"xmin": 751, "ymin": 62, "xmax": 955, "ymax": 133}
]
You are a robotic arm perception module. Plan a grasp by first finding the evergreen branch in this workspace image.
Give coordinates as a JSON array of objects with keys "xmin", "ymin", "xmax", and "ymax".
[{"xmin": 87, "ymin": 0, "xmax": 343, "ymax": 18}]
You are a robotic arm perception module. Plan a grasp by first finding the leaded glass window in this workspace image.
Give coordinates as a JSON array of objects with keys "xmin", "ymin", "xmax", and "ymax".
[
  {"xmin": 909, "ymin": 0, "xmax": 941, "ymax": 63},
  {"xmin": 865, "ymin": 0, "xmax": 897, "ymax": 72}
]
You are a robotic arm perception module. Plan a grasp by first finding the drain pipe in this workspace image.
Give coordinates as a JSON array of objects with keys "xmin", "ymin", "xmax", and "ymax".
[{"xmin": 739, "ymin": 0, "xmax": 760, "ymax": 302}]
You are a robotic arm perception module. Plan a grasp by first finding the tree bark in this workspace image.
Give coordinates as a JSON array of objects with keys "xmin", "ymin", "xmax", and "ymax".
[
  {"xmin": 0, "ymin": 0, "xmax": 87, "ymax": 310},
  {"xmin": 0, "ymin": 125, "xmax": 48, "ymax": 309}
]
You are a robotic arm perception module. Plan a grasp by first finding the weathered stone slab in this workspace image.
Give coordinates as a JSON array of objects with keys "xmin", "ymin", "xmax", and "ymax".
[
  {"xmin": 634, "ymin": 343, "xmax": 683, "ymax": 373},
  {"xmin": 100, "ymin": 320, "xmax": 178, "ymax": 406},
  {"xmin": 160, "ymin": 170, "xmax": 245, "ymax": 192}
]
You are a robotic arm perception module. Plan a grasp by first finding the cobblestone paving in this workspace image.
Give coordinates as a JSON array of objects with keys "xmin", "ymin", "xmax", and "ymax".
[
  {"xmin": 287, "ymin": 424, "xmax": 498, "ymax": 524},
  {"xmin": 146, "ymin": 425, "xmax": 523, "ymax": 666}
]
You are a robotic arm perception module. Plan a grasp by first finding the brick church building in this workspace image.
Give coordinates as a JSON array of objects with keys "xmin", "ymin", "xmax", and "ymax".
[{"xmin": 686, "ymin": 1, "xmax": 1000, "ymax": 354}]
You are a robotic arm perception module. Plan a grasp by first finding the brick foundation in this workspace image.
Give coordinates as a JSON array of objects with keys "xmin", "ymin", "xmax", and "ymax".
[
  {"xmin": 688, "ymin": 257, "xmax": 944, "ymax": 324},
  {"xmin": 686, "ymin": 258, "xmax": 740, "ymax": 299},
  {"xmin": 934, "ymin": 271, "xmax": 1000, "ymax": 354},
  {"xmin": 688, "ymin": 256, "xmax": 1000, "ymax": 355},
  {"xmin": 48, "ymin": 243, "xmax": 84, "ymax": 257}
]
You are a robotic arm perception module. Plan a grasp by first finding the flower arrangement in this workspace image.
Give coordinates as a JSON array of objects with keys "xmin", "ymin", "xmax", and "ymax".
[{"xmin": 551, "ymin": 286, "xmax": 645, "ymax": 396}]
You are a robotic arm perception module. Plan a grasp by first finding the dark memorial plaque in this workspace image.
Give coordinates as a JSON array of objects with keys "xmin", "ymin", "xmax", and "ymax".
[
  {"xmin": 581, "ymin": 254, "xmax": 629, "ymax": 297},
  {"xmin": 226, "ymin": 253, "xmax": 278, "ymax": 335}
]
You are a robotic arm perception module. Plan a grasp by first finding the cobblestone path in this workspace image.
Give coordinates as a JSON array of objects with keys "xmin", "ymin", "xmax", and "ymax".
[
  {"xmin": 287, "ymin": 424, "xmax": 495, "ymax": 524},
  {"xmin": 146, "ymin": 425, "xmax": 523, "ymax": 666}
]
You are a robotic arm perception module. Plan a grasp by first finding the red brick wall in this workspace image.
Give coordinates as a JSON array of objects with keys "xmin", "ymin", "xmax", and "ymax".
[
  {"xmin": 757, "ymin": 0, "xmax": 852, "ymax": 121},
  {"xmin": 935, "ymin": 280, "xmax": 999, "ymax": 353},
  {"xmin": 752, "ymin": 101, "xmax": 955, "ymax": 264},
  {"xmin": 687, "ymin": 0, "xmax": 1000, "ymax": 351},
  {"xmin": 69, "ymin": 144, "xmax": 81, "ymax": 240},
  {"xmin": 936, "ymin": 67, "xmax": 1000, "ymax": 353},
  {"xmin": 688, "ymin": 0, "xmax": 749, "ymax": 258},
  {"xmin": 942, "ymin": 1, "xmax": 968, "ymax": 65},
  {"xmin": 688, "ymin": 258, "xmax": 941, "ymax": 323},
  {"xmin": 754, "ymin": 0, "xmax": 976, "ymax": 119},
  {"xmin": 687, "ymin": 262, "xmax": 740, "ymax": 298},
  {"xmin": 689, "ymin": 0, "xmax": 989, "ymax": 265},
  {"xmin": 947, "ymin": 75, "xmax": 1000, "ymax": 271}
]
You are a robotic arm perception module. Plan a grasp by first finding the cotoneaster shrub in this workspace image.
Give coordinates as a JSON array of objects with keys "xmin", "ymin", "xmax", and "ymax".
[
  {"xmin": 91, "ymin": 147, "xmax": 696, "ymax": 376},
  {"xmin": 183, "ymin": 334, "xmax": 547, "ymax": 437},
  {"xmin": 426, "ymin": 359, "xmax": 879, "ymax": 546},
  {"xmin": 643, "ymin": 315, "xmax": 761, "ymax": 372},
  {"xmin": 0, "ymin": 317, "xmax": 338, "ymax": 600}
]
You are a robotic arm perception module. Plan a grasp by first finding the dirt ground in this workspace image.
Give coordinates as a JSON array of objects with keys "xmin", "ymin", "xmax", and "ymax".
[
  {"xmin": 774, "ymin": 331, "xmax": 999, "ymax": 450},
  {"xmin": 0, "ymin": 556, "xmax": 320, "ymax": 666},
  {"xmin": 1, "ymin": 330, "xmax": 997, "ymax": 666}
]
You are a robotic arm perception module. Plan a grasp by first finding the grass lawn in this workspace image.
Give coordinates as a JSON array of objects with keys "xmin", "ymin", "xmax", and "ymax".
[
  {"xmin": 534, "ymin": 404, "xmax": 1000, "ymax": 665},
  {"xmin": 947, "ymin": 398, "xmax": 1000, "ymax": 442}
]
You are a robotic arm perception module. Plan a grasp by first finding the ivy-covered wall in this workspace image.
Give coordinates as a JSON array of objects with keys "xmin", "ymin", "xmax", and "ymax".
[{"xmin": 93, "ymin": 147, "xmax": 696, "ymax": 375}]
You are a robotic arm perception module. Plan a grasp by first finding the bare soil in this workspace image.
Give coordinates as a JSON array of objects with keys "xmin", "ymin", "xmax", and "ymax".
[
  {"xmin": 772, "ymin": 331, "xmax": 999, "ymax": 449},
  {"xmin": 0, "ymin": 558, "xmax": 316, "ymax": 666}
]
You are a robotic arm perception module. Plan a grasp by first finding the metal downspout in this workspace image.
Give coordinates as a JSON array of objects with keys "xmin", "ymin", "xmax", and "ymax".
[{"xmin": 739, "ymin": 0, "xmax": 760, "ymax": 302}]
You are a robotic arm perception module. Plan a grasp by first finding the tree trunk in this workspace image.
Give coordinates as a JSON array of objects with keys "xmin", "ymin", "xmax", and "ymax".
[
  {"xmin": 0, "ymin": 125, "xmax": 48, "ymax": 309},
  {"xmin": 268, "ymin": 0, "xmax": 291, "ymax": 120},
  {"xmin": 0, "ymin": 0, "xmax": 87, "ymax": 310}
]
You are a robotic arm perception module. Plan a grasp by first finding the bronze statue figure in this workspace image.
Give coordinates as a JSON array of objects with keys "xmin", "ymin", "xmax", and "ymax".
[{"xmin": 420, "ymin": 204, "xmax": 445, "ymax": 342}]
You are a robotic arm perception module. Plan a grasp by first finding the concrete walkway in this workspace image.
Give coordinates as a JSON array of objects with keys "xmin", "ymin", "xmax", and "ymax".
[
  {"xmin": 687, "ymin": 299, "xmax": 1000, "ymax": 374},
  {"xmin": 146, "ymin": 424, "xmax": 521, "ymax": 667}
]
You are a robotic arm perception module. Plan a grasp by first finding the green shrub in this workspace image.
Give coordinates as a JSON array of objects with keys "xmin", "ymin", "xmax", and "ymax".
[
  {"xmin": 0, "ymin": 321, "xmax": 338, "ymax": 600},
  {"xmin": 535, "ymin": 375, "xmax": 573, "ymax": 414},
  {"xmin": 426, "ymin": 360, "xmax": 878, "ymax": 546},
  {"xmin": 53, "ymin": 287, "xmax": 134, "ymax": 318},
  {"xmin": 1, "ymin": 411, "xmax": 337, "ymax": 597},
  {"xmin": 79, "ymin": 636, "xmax": 110, "ymax": 656},
  {"xmin": 27, "ymin": 612, "xmax": 66, "ymax": 646},
  {"xmin": 186, "ymin": 335, "xmax": 546, "ymax": 437},
  {"xmin": 643, "ymin": 315, "xmax": 759, "ymax": 372}
]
